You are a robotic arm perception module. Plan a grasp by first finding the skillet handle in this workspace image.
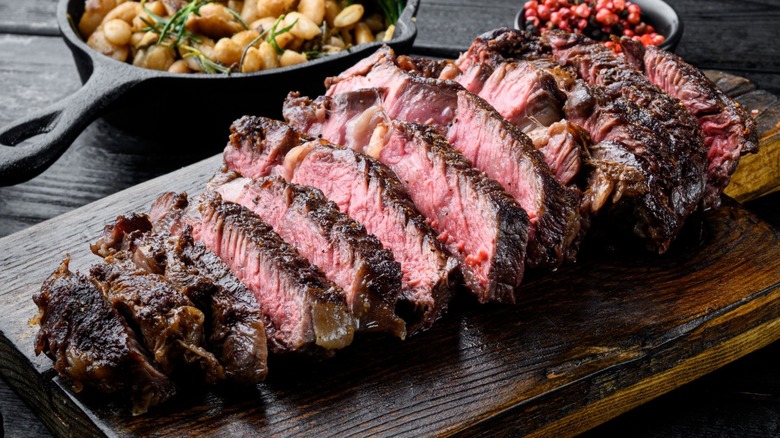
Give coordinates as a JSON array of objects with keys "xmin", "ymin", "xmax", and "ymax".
[{"xmin": 0, "ymin": 68, "xmax": 138, "ymax": 186}]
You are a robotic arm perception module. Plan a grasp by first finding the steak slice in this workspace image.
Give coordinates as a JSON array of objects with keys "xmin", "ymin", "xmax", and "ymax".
[
  {"xmin": 283, "ymin": 141, "xmax": 459, "ymax": 333},
  {"xmin": 291, "ymin": 88, "xmax": 580, "ymax": 268},
  {"xmin": 545, "ymin": 31, "xmax": 707, "ymax": 211},
  {"xmin": 94, "ymin": 212, "xmax": 268, "ymax": 384},
  {"xmin": 224, "ymin": 116, "xmax": 309, "ymax": 178},
  {"xmin": 182, "ymin": 191, "xmax": 355, "ymax": 353},
  {"xmin": 34, "ymin": 257, "xmax": 175, "ymax": 415},
  {"xmin": 369, "ymin": 121, "xmax": 529, "ymax": 303},
  {"xmin": 214, "ymin": 173, "xmax": 407, "ymax": 339},
  {"xmin": 622, "ymin": 40, "xmax": 760, "ymax": 209},
  {"xmin": 90, "ymin": 258, "xmax": 225, "ymax": 384}
]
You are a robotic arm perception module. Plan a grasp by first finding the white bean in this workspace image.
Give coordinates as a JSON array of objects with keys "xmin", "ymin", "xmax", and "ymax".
[
  {"xmin": 333, "ymin": 4, "xmax": 363, "ymax": 28},
  {"xmin": 298, "ymin": 0, "xmax": 325, "ymax": 25},
  {"xmin": 168, "ymin": 59, "xmax": 192, "ymax": 73},
  {"xmin": 241, "ymin": 0, "xmax": 259, "ymax": 24},
  {"xmin": 256, "ymin": 0, "xmax": 296, "ymax": 18},
  {"xmin": 285, "ymin": 12, "xmax": 322, "ymax": 40},
  {"xmin": 213, "ymin": 38, "xmax": 243, "ymax": 66},
  {"xmin": 257, "ymin": 41, "xmax": 279, "ymax": 69},
  {"xmin": 280, "ymin": 50, "xmax": 307, "ymax": 67},
  {"xmin": 102, "ymin": 2, "xmax": 141, "ymax": 25},
  {"xmin": 232, "ymin": 30, "xmax": 261, "ymax": 48},
  {"xmin": 87, "ymin": 30, "xmax": 129, "ymax": 62},
  {"xmin": 324, "ymin": 0, "xmax": 341, "ymax": 27},
  {"xmin": 79, "ymin": 0, "xmax": 118, "ymax": 37},
  {"xmin": 241, "ymin": 47, "xmax": 264, "ymax": 72},
  {"xmin": 354, "ymin": 22, "xmax": 374, "ymax": 45},
  {"xmin": 103, "ymin": 19, "xmax": 132, "ymax": 46}
]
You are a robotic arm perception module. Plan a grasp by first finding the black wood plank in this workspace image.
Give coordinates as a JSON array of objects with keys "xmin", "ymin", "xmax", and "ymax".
[{"xmin": 0, "ymin": 35, "xmax": 216, "ymax": 238}]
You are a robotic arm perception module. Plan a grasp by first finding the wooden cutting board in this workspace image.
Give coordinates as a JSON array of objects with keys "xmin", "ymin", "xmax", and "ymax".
[{"xmin": 0, "ymin": 72, "xmax": 779, "ymax": 437}]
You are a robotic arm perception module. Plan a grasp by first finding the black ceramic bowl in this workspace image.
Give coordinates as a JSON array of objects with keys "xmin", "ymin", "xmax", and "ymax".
[
  {"xmin": 514, "ymin": 0, "xmax": 683, "ymax": 52},
  {"xmin": 0, "ymin": 0, "xmax": 420, "ymax": 185}
]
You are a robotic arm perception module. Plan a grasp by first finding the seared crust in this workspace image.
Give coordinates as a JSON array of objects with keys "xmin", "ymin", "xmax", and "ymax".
[
  {"xmin": 622, "ymin": 40, "xmax": 759, "ymax": 209},
  {"xmin": 34, "ymin": 257, "xmax": 175, "ymax": 415},
  {"xmin": 457, "ymin": 91, "xmax": 583, "ymax": 265}
]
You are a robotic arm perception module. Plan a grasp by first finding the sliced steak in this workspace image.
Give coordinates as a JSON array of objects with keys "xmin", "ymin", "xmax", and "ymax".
[
  {"xmin": 326, "ymin": 47, "xmax": 460, "ymax": 136},
  {"xmin": 526, "ymin": 119, "xmax": 589, "ymax": 187},
  {"xmin": 222, "ymin": 117, "xmax": 458, "ymax": 333},
  {"xmin": 545, "ymin": 30, "xmax": 707, "ymax": 251},
  {"xmin": 284, "ymin": 90, "xmax": 384, "ymax": 152},
  {"xmin": 214, "ymin": 173, "xmax": 407, "ymax": 339},
  {"xmin": 90, "ymin": 259, "xmax": 225, "ymax": 384},
  {"xmin": 282, "ymin": 141, "xmax": 458, "ymax": 333},
  {"xmin": 448, "ymin": 92, "xmax": 582, "ymax": 265},
  {"xmin": 432, "ymin": 30, "xmax": 588, "ymax": 188},
  {"xmin": 182, "ymin": 191, "xmax": 355, "ymax": 353},
  {"xmin": 306, "ymin": 115, "xmax": 528, "ymax": 303},
  {"xmin": 94, "ymin": 212, "xmax": 268, "ymax": 385},
  {"xmin": 292, "ymin": 88, "xmax": 581, "ymax": 267},
  {"xmin": 622, "ymin": 40, "xmax": 759, "ymax": 209},
  {"xmin": 321, "ymin": 47, "xmax": 582, "ymax": 268},
  {"xmin": 34, "ymin": 257, "xmax": 175, "ymax": 415}
]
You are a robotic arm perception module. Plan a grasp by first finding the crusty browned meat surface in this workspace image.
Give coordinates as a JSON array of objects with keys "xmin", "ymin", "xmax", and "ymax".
[
  {"xmin": 621, "ymin": 40, "xmax": 759, "ymax": 210},
  {"xmin": 545, "ymin": 30, "xmax": 707, "ymax": 252},
  {"xmin": 90, "ymin": 259, "xmax": 225, "ymax": 383},
  {"xmin": 94, "ymin": 213, "xmax": 268, "ymax": 384},
  {"xmin": 283, "ymin": 141, "xmax": 459, "ymax": 333},
  {"xmin": 320, "ymin": 45, "xmax": 582, "ymax": 269},
  {"xmin": 34, "ymin": 257, "xmax": 175, "ymax": 415}
]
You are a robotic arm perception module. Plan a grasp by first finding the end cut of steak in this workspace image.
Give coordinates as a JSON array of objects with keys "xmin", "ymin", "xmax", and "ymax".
[
  {"xmin": 544, "ymin": 30, "xmax": 707, "ymax": 252},
  {"xmin": 184, "ymin": 192, "xmax": 356, "ymax": 353},
  {"xmin": 94, "ymin": 213, "xmax": 268, "ymax": 384},
  {"xmin": 214, "ymin": 173, "xmax": 407, "ymax": 339},
  {"xmin": 621, "ymin": 40, "xmax": 759, "ymax": 209},
  {"xmin": 366, "ymin": 120, "xmax": 529, "ymax": 303},
  {"xmin": 90, "ymin": 259, "xmax": 225, "ymax": 384},
  {"xmin": 34, "ymin": 257, "xmax": 175, "ymax": 415}
]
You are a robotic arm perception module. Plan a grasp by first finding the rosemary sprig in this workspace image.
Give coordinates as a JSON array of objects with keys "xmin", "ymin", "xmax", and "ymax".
[
  {"xmin": 181, "ymin": 44, "xmax": 232, "ymax": 74},
  {"xmin": 375, "ymin": 0, "xmax": 403, "ymax": 25},
  {"xmin": 225, "ymin": 7, "xmax": 249, "ymax": 30},
  {"xmin": 266, "ymin": 15, "xmax": 298, "ymax": 55},
  {"xmin": 141, "ymin": 0, "xmax": 210, "ymax": 48}
]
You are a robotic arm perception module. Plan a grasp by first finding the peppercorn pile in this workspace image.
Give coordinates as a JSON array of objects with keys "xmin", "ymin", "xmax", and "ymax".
[{"xmin": 521, "ymin": 0, "xmax": 665, "ymax": 51}]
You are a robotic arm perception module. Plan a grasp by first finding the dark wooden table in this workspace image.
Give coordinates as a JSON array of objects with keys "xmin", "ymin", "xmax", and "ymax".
[{"xmin": 1, "ymin": 0, "xmax": 778, "ymax": 436}]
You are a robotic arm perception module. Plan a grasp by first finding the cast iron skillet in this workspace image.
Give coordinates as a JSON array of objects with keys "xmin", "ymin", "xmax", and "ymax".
[{"xmin": 0, "ymin": 0, "xmax": 419, "ymax": 186}]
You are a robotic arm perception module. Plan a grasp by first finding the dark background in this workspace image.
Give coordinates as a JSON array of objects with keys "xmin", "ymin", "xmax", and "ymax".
[{"xmin": 0, "ymin": 0, "xmax": 778, "ymax": 436}]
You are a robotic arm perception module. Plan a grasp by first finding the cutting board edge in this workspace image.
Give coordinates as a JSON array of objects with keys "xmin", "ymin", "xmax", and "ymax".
[
  {"xmin": 529, "ymin": 314, "xmax": 780, "ymax": 437},
  {"xmin": 446, "ymin": 281, "xmax": 780, "ymax": 437}
]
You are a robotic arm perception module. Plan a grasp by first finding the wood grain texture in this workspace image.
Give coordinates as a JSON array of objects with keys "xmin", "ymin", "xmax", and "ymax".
[
  {"xmin": 0, "ymin": 155, "xmax": 779, "ymax": 436},
  {"xmin": 0, "ymin": 0, "xmax": 779, "ymax": 436}
]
